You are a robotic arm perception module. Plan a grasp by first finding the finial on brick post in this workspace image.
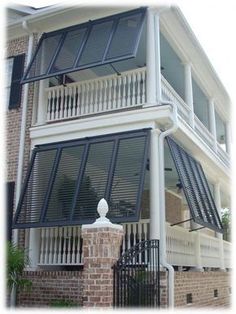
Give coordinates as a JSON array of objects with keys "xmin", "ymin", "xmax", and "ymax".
[{"xmin": 95, "ymin": 198, "xmax": 110, "ymax": 223}]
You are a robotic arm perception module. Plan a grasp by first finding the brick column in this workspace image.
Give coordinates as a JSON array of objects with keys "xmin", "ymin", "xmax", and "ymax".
[{"xmin": 81, "ymin": 199, "xmax": 123, "ymax": 307}]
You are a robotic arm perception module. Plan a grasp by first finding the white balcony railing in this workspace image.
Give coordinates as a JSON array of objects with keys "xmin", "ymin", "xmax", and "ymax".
[
  {"xmin": 46, "ymin": 67, "xmax": 146, "ymax": 122},
  {"xmin": 44, "ymin": 67, "xmax": 230, "ymax": 168},
  {"xmin": 38, "ymin": 220, "xmax": 231, "ymax": 269}
]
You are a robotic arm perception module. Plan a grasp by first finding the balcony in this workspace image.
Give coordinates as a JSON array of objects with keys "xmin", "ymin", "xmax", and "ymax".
[
  {"xmin": 38, "ymin": 220, "xmax": 231, "ymax": 269},
  {"xmin": 43, "ymin": 67, "xmax": 230, "ymax": 168}
]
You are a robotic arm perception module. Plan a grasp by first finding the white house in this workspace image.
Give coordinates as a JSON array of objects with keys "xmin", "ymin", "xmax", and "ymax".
[{"xmin": 6, "ymin": 4, "xmax": 231, "ymax": 308}]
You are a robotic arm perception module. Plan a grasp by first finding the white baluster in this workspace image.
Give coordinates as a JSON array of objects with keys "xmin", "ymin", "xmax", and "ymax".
[
  {"xmin": 131, "ymin": 72, "xmax": 136, "ymax": 105},
  {"xmin": 71, "ymin": 227, "xmax": 76, "ymax": 264},
  {"xmin": 137, "ymin": 72, "xmax": 141, "ymax": 105},
  {"xmin": 67, "ymin": 86, "xmax": 72, "ymax": 118},
  {"xmin": 127, "ymin": 223, "xmax": 132, "ymax": 251},
  {"xmin": 76, "ymin": 227, "xmax": 80, "ymax": 264},
  {"xmin": 59, "ymin": 87, "xmax": 64, "ymax": 119},
  {"xmin": 71, "ymin": 86, "xmax": 76, "ymax": 117},
  {"xmin": 77, "ymin": 85, "xmax": 81, "ymax": 116},
  {"xmin": 121, "ymin": 76, "xmax": 126, "ymax": 107},
  {"xmin": 122, "ymin": 224, "xmax": 126, "ymax": 254},
  {"xmin": 62, "ymin": 227, "xmax": 67, "ymax": 264},
  {"xmin": 112, "ymin": 77, "xmax": 117, "ymax": 109},
  {"xmin": 58, "ymin": 227, "xmax": 63, "ymax": 264},
  {"xmin": 107, "ymin": 78, "xmax": 112, "ymax": 110},
  {"xmin": 53, "ymin": 227, "xmax": 58, "ymax": 264},
  {"xmin": 127, "ymin": 74, "xmax": 131, "ymax": 107},
  {"xmin": 103, "ymin": 80, "xmax": 107, "ymax": 111},
  {"xmin": 67, "ymin": 227, "xmax": 72, "ymax": 264},
  {"xmin": 81, "ymin": 83, "xmax": 85, "ymax": 115},
  {"xmin": 48, "ymin": 228, "xmax": 54, "ymax": 264},
  {"xmin": 46, "ymin": 90, "xmax": 52, "ymax": 121},
  {"xmin": 63, "ymin": 87, "xmax": 68, "ymax": 118},
  {"xmin": 45, "ymin": 229, "xmax": 49, "ymax": 264},
  {"xmin": 94, "ymin": 81, "xmax": 99, "ymax": 113},
  {"xmin": 117, "ymin": 76, "xmax": 122, "ymax": 109},
  {"xmin": 39, "ymin": 228, "xmax": 45, "ymax": 264},
  {"xmin": 142, "ymin": 70, "xmax": 146, "ymax": 104}
]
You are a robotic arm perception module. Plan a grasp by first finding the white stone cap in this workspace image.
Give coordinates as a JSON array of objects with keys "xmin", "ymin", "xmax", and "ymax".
[{"xmin": 82, "ymin": 198, "xmax": 123, "ymax": 231}]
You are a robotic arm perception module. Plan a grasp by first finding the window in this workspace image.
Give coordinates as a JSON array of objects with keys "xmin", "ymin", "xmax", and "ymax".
[
  {"xmin": 13, "ymin": 129, "xmax": 150, "ymax": 228},
  {"xmin": 22, "ymin": 8, "xmax": 146, "ymax": 83},
  {"xmin": 166, "ymin": 136, "xmax": 223, "ymax": 233},
  {"xmin": 186, "ymin": 293, "xmax": 193, "ymax": 304},
  {"xmin": 214, "ymin": 289, "xmax": 218, "ymax": 298},
  {"xmin": 6, "ymin": 54, "xmax": 25, "ymax": 109}
]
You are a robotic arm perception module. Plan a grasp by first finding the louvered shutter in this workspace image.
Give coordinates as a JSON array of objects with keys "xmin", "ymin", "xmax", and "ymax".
[{"xmin": 9, "ymin": 54, "xmax": 25, "ymax": 109}]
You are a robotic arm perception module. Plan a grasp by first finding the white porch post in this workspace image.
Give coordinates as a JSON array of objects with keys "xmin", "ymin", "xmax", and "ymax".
[
  {"xmin": 184, "ymin": 62, "xmax": 194, "ymax": 128},
  {"xmin": 28, "ymin": 228, "xmax": 41, "ymax": 269},
  {"xmin": 36, "ymin": 79, "xmax": 48, "ymax": 125},
  {"xmin": 149, "ymin": 129, "xmax": 160, "ymax": 240},
  {"xmin": 209, "ymin": 98, "xmax": 217, "ymax": 151},
  {"xmin": 146, "ymin": 8, "xmax": 157, "ymax": 106},
  {"xmin": 154, "ymin": 13, "xmax": 162, "ymax": 103},
  {"xmin": 214, "ymin": 182, "xmax": 225, "ymax": 270}
]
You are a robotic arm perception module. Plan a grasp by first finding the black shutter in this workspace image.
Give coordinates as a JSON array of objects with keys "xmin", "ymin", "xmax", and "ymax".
[
  {"xmin": 13, "ymin": 129, "xmax": 150, "ymax": 229},
  {"xmin": 6, "ymin": 182, "xmax": 15, "ymax": 242},
  {"xmin": 9, "ymin": 54, "xmax": 25, "ymax": 109},
  {"xmin": 166, "ymin": 136, "xmax": 223, "ymax": 233}
]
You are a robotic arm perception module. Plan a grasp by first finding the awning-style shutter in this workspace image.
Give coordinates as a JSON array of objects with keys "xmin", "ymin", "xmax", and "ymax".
[
  {"xmin": 13, "ymin": 129, "xmax": 150, "ymax": 229},
  {"xmin": 166, "ymin": 136, "xmax": 223, "ymax": 233},
  {"xmin": 21, "ymin": 8, "xmax": 146, "ymax": 84}
]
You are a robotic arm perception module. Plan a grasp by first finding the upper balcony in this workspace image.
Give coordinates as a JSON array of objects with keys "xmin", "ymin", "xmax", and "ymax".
[{"xmin": 25, "ymin": 7, "xmax": 230, "ymax": 170}]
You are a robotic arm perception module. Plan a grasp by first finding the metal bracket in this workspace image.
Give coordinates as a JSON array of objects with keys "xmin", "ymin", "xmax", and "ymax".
[
  {"xmin": 110, "ymin": 63, "xmax": 121, "ymax": 76},
  {"xmin": 189, "ymin": 226, "xmax": 205, "ymax": 232},
  {"xmin": 170, "ymin": 218, "xmax": 193, "ymax": 227}
]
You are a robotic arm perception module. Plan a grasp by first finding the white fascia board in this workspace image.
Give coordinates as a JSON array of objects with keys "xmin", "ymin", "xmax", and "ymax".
[
  {"xmin": 175, "ymin": 117, "xmax": 230, "ymax": 194},
  {"xmin": 30, "ymin": 106, "xmax": 172, "ymax": 146}
]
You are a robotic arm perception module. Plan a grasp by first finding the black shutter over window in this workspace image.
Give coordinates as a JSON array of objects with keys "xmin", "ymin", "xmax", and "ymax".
[
  {"xmin": 6, "ymin": 182, "xmax": 15, "ymax": 242},
  {"xmin": 21, "ymin": 8, "xmax": 146, "ymax": 84},
  {"xmin": 13, "ymin": 129, "xmax": 150, "ymax": 229},
  {"xmin": 9, "ymin": 54, "xmax": 25, "ymax": 109},
  {"xmin": 166, "ymin": 136, "xmax": 223, "ymax": 233}
]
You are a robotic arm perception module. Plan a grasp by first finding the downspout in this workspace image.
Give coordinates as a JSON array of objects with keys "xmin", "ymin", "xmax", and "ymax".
[
  {"xmin": 13, "ymin": 21, "xmax": 34, "ymax": 245},
  {"xmin": 10, "ymin": 20, "xmax": 34, "ymax": 308},
  {"xmin": 158, "ymin": 101, "xmax": 178, "ymax": 308},
  {"xmin": 152, "ymin": 9, "xmax": 178, "ymax": 308}
]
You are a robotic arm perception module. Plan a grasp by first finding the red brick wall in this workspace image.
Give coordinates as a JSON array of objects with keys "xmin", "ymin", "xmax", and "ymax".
[
  {"xmin": 174, "ymin": 271, "xmax": 231, "ymax": 307},
  {"xmin": 17, "ymin": 270, "xmax": 83, "ymax": 307},
  {"xmin": 6, "ymin": 35, "xmax": 37, "ymax": 247}
]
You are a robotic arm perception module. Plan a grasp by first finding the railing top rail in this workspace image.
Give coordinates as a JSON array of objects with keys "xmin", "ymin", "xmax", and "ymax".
[{"xmin": 45, "ymin": 66, "xmax": 147, "ymax": 92}]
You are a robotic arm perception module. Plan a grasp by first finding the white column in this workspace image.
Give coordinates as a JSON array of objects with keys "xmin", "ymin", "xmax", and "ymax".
[
  {"xmin": 28, "ymin": 228, "xmax": 41, "ymax": 269},
  {"xmin": 37, "ymin": 79, "xmax": 48, "ymax": 125},
  {"xmin": 225, "ymin": 122, "xmax": 231, "ymax": 155},
  {"xmin": 194, "ymin": 231, "xmax": 203, "ymax": 271},
  {"xmin": 146, "ymin": 8, "xmax": 156, "ymax": 106},
  {"xmin": 184, "ymin": 62, "xmax": 194, "ymax": 128},
  {"xmin": 214, "ymin": 182, "xmax": 225, "ymax": 270},
  {"xmin": 209, "ymin": 98, "xmax": 217, "ymax": 151},
  {"xmin": 149, "ymin": 129, "xmax": 160, "ymax": 240},
  {"xmin": 154, "ymin": 13, "xmax": 162, "ymax": 103}
]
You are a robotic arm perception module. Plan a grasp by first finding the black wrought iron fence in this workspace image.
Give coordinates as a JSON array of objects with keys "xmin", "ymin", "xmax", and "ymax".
[{"xmin": 113, "ymin": 239, "xmax": 160, "ymax": 307}]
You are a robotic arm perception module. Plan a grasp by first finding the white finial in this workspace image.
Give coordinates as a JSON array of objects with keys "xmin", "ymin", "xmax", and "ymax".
[{"xmin": 95, "ymin": 198, "xmax": 110, "ymax": 223}]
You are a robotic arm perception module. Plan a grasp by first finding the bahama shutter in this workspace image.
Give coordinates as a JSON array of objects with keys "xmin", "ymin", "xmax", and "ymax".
[
  {"xmin": 21, "ymin": 8, "xmax": 146, "ymax": 84},
  {"xmin": 166, "ymin": 136, "xmax": 223, "ymax": 233},
  {"xmin": 9, "ymin": 54, "xmax": 25, "ymax": 109},
  {"xmin": 13, "ymin": 129, "xmax": 150, "ymax": 229}
]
